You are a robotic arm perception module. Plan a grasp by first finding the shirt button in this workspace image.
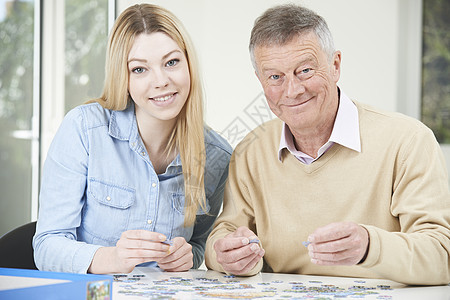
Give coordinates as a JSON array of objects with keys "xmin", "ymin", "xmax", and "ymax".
[
  {"xmin": 152, "ymin": 183, "xmax": 157, "ymax": 188},
  {"xmin": 141, "ymin": 151, "xmax": 146, "ymax": 156},
  {"xmin": 106, "ymin": 196, "xmax": 111, "ymax": 201},
  {"xmin": 147, "ymin": 220, "xmax": 152, "ymax": 224}
]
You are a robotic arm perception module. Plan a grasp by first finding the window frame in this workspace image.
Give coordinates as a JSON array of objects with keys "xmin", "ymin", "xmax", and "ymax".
[{"xmin": 34, "ymin": 0, "xmax": 115, "ymax": 220}]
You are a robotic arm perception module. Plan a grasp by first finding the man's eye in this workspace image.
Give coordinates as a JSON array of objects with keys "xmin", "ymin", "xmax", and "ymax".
[
  {"xmin": 166, "ymin": 59, "xmax": 179, "ymax": 67},
  {"xmin": 132, "ymin": 67, "xmax": 145, "ymax": 74},
  {"xmin": 298, "ymin": 68, "xmax": 314, "ymax": 79},
  {"xmin": 269, "ymin": 75, "xmax": 280, "ymax": 80}
]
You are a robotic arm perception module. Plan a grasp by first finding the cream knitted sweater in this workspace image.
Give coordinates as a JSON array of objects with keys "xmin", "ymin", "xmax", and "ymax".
[{"xmin": 205, "ymin": 101, "xmax": 450, "ymax": 285}]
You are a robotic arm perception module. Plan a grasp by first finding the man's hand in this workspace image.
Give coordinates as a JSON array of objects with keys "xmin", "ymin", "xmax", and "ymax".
[
  {"xmin": 157, "ymin": 237, "xmax": 193, "ymax": 272},
  {"xmin": 307, "ymin": 222, "xmax": 369, "ymax": 266},
  {"xmin": 213, "ymin": 226, "xmax": 265, "ymax": 275}
]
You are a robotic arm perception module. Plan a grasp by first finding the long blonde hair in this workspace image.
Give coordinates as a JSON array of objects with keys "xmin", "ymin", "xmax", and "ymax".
[{"xmin": 91, "ymin": 4, "xmax": 206, "ymax": 226}]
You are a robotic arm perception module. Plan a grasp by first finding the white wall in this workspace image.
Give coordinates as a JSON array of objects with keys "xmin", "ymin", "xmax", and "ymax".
[
  {"xmin": 118, "ymin": 0, "xmax": 406, "ymax": 144},
  {"xmin": 118, "ymin": 0, "xmax": 450, "ymax": 178}
]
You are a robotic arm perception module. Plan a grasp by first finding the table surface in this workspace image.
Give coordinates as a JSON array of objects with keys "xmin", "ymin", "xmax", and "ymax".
[{"xmin": 113, "ymin": 267, "xmax": 450, "ymax": 299}]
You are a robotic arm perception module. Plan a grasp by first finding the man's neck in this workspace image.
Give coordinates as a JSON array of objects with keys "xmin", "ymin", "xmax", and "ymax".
[
  {"xmin": 290, "ymin": 121, "xmax": 334, "ymax": 158},
  {"xmin": 290, "ymin": 92, "xmax": 340, "ymax": 158}
]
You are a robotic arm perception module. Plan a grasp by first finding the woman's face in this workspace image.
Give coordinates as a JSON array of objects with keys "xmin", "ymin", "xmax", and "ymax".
[{"xmin": 128, "ymin": 32, "xmax": 190, "ymax": 126}]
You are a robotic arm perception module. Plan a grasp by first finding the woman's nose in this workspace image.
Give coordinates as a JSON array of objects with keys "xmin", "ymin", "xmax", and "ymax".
[{"xmin": 152, "ymin": 69, "xmax": 169, "ymax": 88}]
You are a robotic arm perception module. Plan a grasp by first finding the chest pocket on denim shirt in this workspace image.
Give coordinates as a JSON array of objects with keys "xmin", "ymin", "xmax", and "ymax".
[
  {"xmin": 170, "ymin": 192, "xmax": 210, "ymax": 239},
  {"xmin": 84, "ymin": 179, "xmax": 135, "ymax": 245}
]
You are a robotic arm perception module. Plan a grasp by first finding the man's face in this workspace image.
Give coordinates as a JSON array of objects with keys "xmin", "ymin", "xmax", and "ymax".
[{"xmin": 254, "ymin": 32, "xmax": 341, "ymax": 134}]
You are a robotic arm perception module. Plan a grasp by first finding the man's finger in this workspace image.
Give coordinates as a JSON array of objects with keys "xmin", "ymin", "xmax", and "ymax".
[
  {"xmin": 217, "ymin": 242, "xmax": 262, "ymax": 264},
  {"xmin": 223, "ymin": 247, "xmax": 264, "ymax": 275},
  {"xmin": 309, "ymin": 222, "xmax": 356, "ymax": 243},
  {"xmin": 214, "ymin": 236, "xmax": 252, "ymax": 252},
  {"xmin": 309, "ymin": 236, "xmax": 353, "ymax": 253}
]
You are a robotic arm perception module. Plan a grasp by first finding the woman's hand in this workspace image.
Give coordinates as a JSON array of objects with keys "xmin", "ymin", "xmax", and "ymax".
[
  {"xmin": 88, "ymin": 230, "xmax": 171, "ymax": 274},
  {"xmin": 157, "ymin": 237, "xmax": 194, "ymax": 272}
]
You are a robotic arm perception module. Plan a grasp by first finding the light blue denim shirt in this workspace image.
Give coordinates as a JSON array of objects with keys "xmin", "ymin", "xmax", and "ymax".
[{"xmin": 33, "ymin": 103, "xmax": 232, "ymax": 273}]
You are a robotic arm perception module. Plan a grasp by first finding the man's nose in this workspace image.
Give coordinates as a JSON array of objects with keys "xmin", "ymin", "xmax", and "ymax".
[{"xmin": 285, "ymin": 75, "xmax": 305, "ymax": 99}]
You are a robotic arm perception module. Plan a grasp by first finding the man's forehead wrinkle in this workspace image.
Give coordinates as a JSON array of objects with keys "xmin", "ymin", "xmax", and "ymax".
[
  {"xmin": 258, "ymin": 35, "xmax": 319, "ymax": 58},
  {"xmin": 257, "ymin": 46, "xmax": 318, "ymax": 72}
]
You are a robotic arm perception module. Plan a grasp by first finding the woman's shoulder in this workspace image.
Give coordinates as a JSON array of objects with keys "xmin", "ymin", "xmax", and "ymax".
[
  {"xmin": 204, "ymin": 126, "xmax": 233, "ymax": 157},
  {"xmin": 203, "ymin": 127, "xmax": 232, "ymax": 187},
  {"xmin": 64, "ymin": 102, "xmax": 112, "ymax": 129}
]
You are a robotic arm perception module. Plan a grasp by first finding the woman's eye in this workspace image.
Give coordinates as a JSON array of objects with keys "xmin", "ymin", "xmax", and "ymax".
[
  {"xmin": 166, "ymin": 59, "xmax": 179, "ymax": 67},
  {"xmin": 132, "ymin": 67, "xmax": 145, "ymax": 74},
  {"xmin": 302, "ymin": 68, "xmax": 311, "ymax": 73}
]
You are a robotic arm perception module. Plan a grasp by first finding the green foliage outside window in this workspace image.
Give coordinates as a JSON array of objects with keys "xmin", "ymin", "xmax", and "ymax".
[
  {"xmin": 421, "ymin": 0, "xmax": 450, "ymax": 144},
  {"xmin": 0, "ymin": 1, "xmax": 34, "ymax": 235},
  {"xmin": 0, "ymin": 0, "xmax": 107, "ymax": 236},
  {"xmin": 64, "ymin": 0, "xmax": 107, "ymax": 111}
]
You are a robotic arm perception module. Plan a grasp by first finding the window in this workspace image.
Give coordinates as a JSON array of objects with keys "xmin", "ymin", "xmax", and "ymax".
[
  {"xmin": 0, "ymin": 0, "xmax": 37, "ymax": 236},
  {"xmin": 0, "ymin": 0, "xmax": 112, "ymax": 236},
  {"xmin": 64, "ymin": 0, "xmax": 109, "ymax": 112},
  {"xmin": 421, "ymin": 0, "xmax": 450, "ymax": 143}
]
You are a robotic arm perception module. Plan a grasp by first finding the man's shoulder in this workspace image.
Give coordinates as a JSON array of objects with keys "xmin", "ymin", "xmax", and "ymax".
[
  {"xmin": 355, "ymin": 101, "xmax": 436, "ymax": 145},
  {"xmin": 234, "ymin": 118, "xmax": 282, "ymax": 153},
  {"xmin": 356, "ymin": 101, "xmax": 429, "ymax": 132}
]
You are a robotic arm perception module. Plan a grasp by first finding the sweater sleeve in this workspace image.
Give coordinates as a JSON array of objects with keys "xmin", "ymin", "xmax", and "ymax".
[
  {"xmin": 360, "ymin": 126, "xmax": 450, "ymax": 285},
  {"xmin": 205, "ymin": 150, "xmax": 263, "ymax": 276}
]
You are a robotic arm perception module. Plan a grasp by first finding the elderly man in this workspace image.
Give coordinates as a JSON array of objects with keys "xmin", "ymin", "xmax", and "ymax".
[{"xmin": 205, "ymin": 4, "xmax": 450, "ymax": 285}]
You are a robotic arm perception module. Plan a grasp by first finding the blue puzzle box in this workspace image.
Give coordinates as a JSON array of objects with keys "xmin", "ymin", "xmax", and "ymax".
[{"xmin": 0, "ymin": 267, "xmax": 112, "ymax": 299}]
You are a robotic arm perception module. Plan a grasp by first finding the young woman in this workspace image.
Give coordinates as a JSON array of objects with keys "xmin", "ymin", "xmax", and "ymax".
[{"xmin": 33, "ymin": 4, "xmax": 232, "ymax": 274}]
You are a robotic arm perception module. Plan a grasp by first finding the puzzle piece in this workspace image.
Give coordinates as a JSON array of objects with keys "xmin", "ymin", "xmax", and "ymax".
[
  {"xmin": 114, "ymin": 271, "xmax": 397, "ymax": 299},
  {"xmin": 162, "ymin": 239, "xmax": 173, "ymax": 246},
  {"xmin": 302, "ymin": 241, "xmax": 311, "ymax": 247}
]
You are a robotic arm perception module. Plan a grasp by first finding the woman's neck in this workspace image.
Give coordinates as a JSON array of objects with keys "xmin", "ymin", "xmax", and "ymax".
[{"xmin": 135, "ymin": 112, "xmax": 177, "ymax": 174}]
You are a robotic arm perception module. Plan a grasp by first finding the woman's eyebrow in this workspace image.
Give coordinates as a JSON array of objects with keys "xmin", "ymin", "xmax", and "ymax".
[
  {"xmin": 128, "ymin": 50, "xmax": 182, "ymax": 64},
  {"xmin": 128, "ymin": 58, "xmax": 147, "ymax": 63}
]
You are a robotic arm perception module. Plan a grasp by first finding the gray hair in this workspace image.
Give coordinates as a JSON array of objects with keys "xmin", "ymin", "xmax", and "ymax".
[{"xmin": 249, "ymin": 4, "xmax": 335, "ymax": 70}]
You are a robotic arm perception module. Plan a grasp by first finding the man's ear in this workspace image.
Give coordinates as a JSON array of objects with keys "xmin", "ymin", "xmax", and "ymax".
[
  {"xmin": 332, "ymin": 50, "xmax": 341, "ymax": 82},
  {"xmin": 255, "ymin": 70, "xmax": 260, "ymax": 81}
]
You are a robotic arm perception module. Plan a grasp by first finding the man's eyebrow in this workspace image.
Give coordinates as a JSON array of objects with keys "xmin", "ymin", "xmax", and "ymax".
[
  {"xmin": 261, "ymin": 56, "xmax": 316, "ymax": 73},
  {"xmin": 301, "ymin": 56, "xmax": 316, "ymax": 64},
  {"xmin": 260, "ymin": 67, "xmax": 279, "ymax": 75},
  {"xmin": 128, "ymin": 49, "xmax": 183, "ymax": 63}
]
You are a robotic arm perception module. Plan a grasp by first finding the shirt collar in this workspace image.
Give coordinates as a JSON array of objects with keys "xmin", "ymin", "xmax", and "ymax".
[
  {"xmin": 278, "ymin": 90, "xmax": 361, "ymax": 162},
  {"xmin": 329, "ymin": 91, "xmax": 361, "ymax": 152},
  {"xmin": 109, "ymin": 103, "xmax": 183, "ymax": 169},
  {"xmin": 108, "ymin": 103, "xmax": 136, "ymax": 141}
]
